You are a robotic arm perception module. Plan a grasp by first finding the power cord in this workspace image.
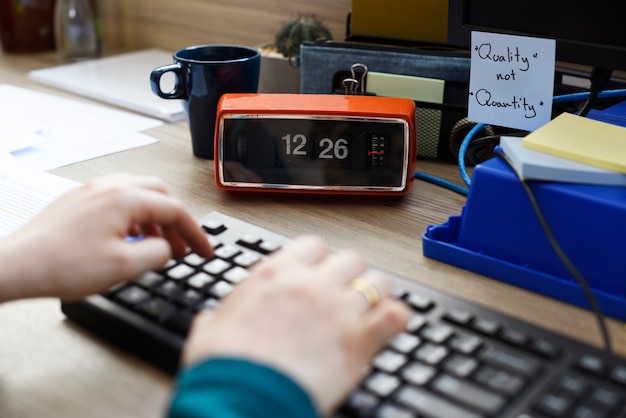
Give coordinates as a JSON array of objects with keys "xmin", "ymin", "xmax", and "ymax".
[
  {"xmin": 577, "ymin": 68, "xmax": 613, "ymax": 117},
  {"xmin": 413, "ymin": 171, "xmax": 468, "ymax": 196},
  {"xmin": 494, "ymin": 150, "xmax": 613, "ymax": 356}
]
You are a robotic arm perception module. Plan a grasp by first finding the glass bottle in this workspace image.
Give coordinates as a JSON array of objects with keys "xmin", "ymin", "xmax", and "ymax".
[
  {"xmin": 0, "ymin": 0, "xmax": 56, "ymax": 53},
  {"xmin": 54, "ymin": 0, "xmax": 100, "ymax": 62}
]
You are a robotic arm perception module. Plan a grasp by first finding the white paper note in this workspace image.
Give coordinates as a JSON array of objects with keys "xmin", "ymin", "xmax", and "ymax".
[
  {"xmin": 0, "ymin": 84, "xmax": 161, "ymax": 170},
  {"xmin": 468, "ymin": 31, "xmax": 556, "ymax": 132}
]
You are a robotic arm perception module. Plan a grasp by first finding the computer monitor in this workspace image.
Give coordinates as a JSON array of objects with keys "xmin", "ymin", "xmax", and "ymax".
[{"xmin": 461, "ymin": 0, "xmax": 626, "ymax": 74}]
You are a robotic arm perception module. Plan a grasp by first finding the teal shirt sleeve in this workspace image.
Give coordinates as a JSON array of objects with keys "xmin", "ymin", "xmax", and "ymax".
[{"xmin": 167, "ymin": 357, "xmax": 319, "ymax": 418}]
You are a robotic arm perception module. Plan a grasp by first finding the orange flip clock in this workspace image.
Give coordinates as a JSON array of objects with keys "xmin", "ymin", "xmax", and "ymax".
[{"xmin": 214, "ymin": 93, "xmax": 417, "ymax": 196}]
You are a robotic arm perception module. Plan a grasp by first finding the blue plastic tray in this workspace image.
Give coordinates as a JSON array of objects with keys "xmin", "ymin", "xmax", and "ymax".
[{"xmin": 422, "ymin": 156, "xmax": 626, "ymax": 321}]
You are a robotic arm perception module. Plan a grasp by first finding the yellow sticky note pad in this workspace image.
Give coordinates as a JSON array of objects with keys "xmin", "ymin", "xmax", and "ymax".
[{"xmin": 522, "ymin": 112, "xmax": 626, "ymax": 174}]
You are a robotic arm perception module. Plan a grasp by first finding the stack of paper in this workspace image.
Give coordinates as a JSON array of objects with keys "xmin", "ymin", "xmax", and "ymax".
[
  {"xmin": 500, "ymin": 112, "xmax": 626, "ymax": 186},
  {"xmin": 29, "ymin": 49, "xmax": 184, "ymax": 122},
  {"xmin": 500, "ymin": 136, "xmax": 626, "ymax": 186}
]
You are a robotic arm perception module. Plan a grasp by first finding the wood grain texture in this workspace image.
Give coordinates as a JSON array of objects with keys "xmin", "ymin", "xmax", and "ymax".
[{"xmin": 98, "ymin": 0, "xmax": 351, "ymax": 52}]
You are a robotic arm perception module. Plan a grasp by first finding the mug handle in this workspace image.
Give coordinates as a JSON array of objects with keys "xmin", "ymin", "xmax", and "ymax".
[{"xmin": 150, "ymin": 63, "xmax": 187, "ymax": 99}]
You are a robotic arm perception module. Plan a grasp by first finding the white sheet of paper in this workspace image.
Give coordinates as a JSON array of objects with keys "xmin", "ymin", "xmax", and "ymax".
[
  {"xmin": 29, "ymin": 49, "xmax": 185, "ymax": 123},
  {"xmin": 0, "ymin": 153, "xmax": 80, "ymax": 238},
  {"xmin": 468, "ymin": 31, "xmax": 556, "ymax": 132},
  {"xmin": 0, "ymin": 84, "xmax": 162, "ymax": 170},
  {"xmin": 0, "ymin": 118, "xmax": 48, "ymax": 152}
]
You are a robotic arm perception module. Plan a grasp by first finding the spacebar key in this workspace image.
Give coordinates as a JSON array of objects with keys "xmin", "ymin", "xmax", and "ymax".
[
  {"xmin": 431, "ymin": 374, "xmax": 505, "ymax": 415},
  {"xmin": 394, "ymin": 386, "xmax": 484, "ymax": 418}
]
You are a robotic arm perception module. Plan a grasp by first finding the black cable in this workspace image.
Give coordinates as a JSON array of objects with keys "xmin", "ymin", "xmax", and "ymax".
[
  {"xmin": 494, "ymin": 151, "xmax": 613, "ymax": 356},
  {"xmin": 577, "ymin": 68, "xmax": 614, "ymax": 117}
]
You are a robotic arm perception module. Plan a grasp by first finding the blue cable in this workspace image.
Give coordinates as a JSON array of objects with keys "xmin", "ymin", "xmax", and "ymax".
[
  {"xmin": 457, "ymin": 122, "xmax": 487, "ymax": 187},
  {"xmin": 414, "ymin": 171, "xmax": 469, "ymax": 196},
  {"xmin": 553, "ymin": 88, "xmax": 626, "ymax": 103},
  {"xmin": 457, "ymin": 88, "xmax": 626, "ymax": 188}
]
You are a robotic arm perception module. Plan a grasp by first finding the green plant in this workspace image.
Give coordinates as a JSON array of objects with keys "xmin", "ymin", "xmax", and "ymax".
[{"xmin": 274, "ymin": 15, "xmax": 332, "ymax": 58}]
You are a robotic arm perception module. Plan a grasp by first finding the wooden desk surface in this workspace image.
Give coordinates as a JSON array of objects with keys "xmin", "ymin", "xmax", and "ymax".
[{"xmin": 0, "ymin": 51, "xmax": 624, "ymax": 418}]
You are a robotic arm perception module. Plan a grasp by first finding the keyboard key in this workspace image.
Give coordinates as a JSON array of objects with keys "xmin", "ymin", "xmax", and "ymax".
[
  {"xmin": 202, "ymin": 219, "xmax": 226, "ymax": 235},
  {"xmin": 135, "ymin": 271, "xmax": 164, "ymax": 289},
  {"xmin": 611, "ymin": 365, "xmax": 626, "ymax": 386},
  {"xmin": 163, "ymin": 309, "xmax": 195, "ymax": 336},
  {"xmin": 196, "ymin": 297, "xmax": 220, "ymax": 311},
  {"xmin": 431, "ymin": 374, "xmax": 506, "ymax": 415},
  {"xmin": 448, "ymin": 332, "xmax": 483, "ymax": 354},
  {"xmin": 472, "ymin": 316, "xmax": 500, "ymax": 336},
  {"xmin": 258, "ymin": 239, "xmax": 281, "ymax": 253},
  {"xmin": 203, "ymin": 258, "xmax": 232, "ymax": 275},
  {"xmin": 223, "ymin": 266, "xmax": 249, "ymax": 284},
  {"xmin": 499, "ymin": 327, "xmax": 529, "ymax": 347},
  {"xmin": 405, "ymin": 292, "xmax": 434, "ymax": 312},
  {"xmin": 175, "ymin": 289, "xmax": 204, "ymax": 308},
  {"xmin": 343, "ymin": 390, "xmax": 379, "ymax": 416},
  {"xmin": 214, "ymin": 244, "xmax": 241, "ymax": 259},
  {"xmin": 115, "ymin": 285, "xmax": 150, "ymax": 306},
  {"xmin": 576, "ymin": 354, "xmax": 606, "ymax": 375},
  {"xmin": 154, "ymin": 280, "xmax": 183, "ymax": 299},
  {"xmin": 555, "ymin": 374, "xmax": 587, "ymax": 397},
  {"xmin": 394, "ymin": 386, "xmax": 483, "ymax": 418},
  {"xmin": 420, "ymin": 323, "xmax": 454, "ymax": 344},
  {"xmin": 388, "ymin": 332, "xmax": 420, "ymax": 353},
  {"xmin": 400, "ymin": 361, "xmax": 436, "ymax": 386},
  {"xmin": 208, "ymin": 281, "xmax": 235, "ymax": 299},
  {"xmin": 364, "ymin": 372, "xmax": 401, "ymax": 397},
  {"xmin": 233, "ymin": 251, "xmax": 261, "ymax": 268},
  {"xmin": 415, "ymin": 343, "xmax": 449, "ymax": 365},
  {"xmin": 372, "ymin": 350, "xmax": 407, "ymax": 373},
  {"xmin": 236, "ymin": 235, "xmax": 281, "ymax": 254},
  {"xmin": 479, "ymin": 345, "xmax": 541, "ymax": 378},
  {"xmin": 405, "ymin": 314, "xmax": 427, "ymax": 333},
  {"xmin": 237, "ymin": 233, "xmax": 261, "ymax": 246},
  {"xmin": 187, "ymin": 272, "xmax": 215, "ymax": 290},
  {"xmin": 530, "ymin": 337, "xmax": 561, "ymax": 359},
  {"xmin": 534, "ymin": 392, "xmax": 572, "ymax": 417},
  {"xmin": 374, "ymin": 403, "xmax": 414, "ymax": 418},
  {"xmin": 139, "ymin": 297, "xmax": 176, "ymax": 322},
  {"xmin": 184, "ymin": 252, "xmax": 207, "ymax": 267},
  {"xmin": 167, "ymin": 263, "xmax": 196, "ymax": 280},
  {"xmin": 443, "ymin": 308, "xmax": 474, "ymax": 326},
  {"xmin": 474, "ymin": 365, "xmax": 526, "ymax": 396},
  {"xmin": 588, "ymin": 386, "xmax": 620, "ymax": 411},
  {"xmin": 443, "ymin": 353, "xmax": 479, "ymax": 378}
]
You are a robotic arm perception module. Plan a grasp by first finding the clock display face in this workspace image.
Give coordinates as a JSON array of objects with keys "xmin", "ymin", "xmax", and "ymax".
[{"xmin": 218, "ymin": 116, "xmax": 410, "ymax": 190}]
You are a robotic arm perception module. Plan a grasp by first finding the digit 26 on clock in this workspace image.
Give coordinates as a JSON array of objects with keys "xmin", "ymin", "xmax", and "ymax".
[{"xmin": 214, "ymin": 94, "xmax": 417, "ymax": 196}]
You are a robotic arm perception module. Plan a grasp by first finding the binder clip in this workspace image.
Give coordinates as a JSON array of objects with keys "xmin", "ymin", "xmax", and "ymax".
[
  {"xmin": 335, "ymin": 63, "xmax": 369, "ymax": 95},
  {"xmin": 343, "ymin": 63, "xmax": 368, "ymax": 95}
]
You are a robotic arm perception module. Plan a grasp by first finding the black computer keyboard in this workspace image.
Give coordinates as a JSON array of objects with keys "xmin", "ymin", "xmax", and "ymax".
[{"xmin": 61, "ymin": 211, "xmax": 626, "ymax": 418}]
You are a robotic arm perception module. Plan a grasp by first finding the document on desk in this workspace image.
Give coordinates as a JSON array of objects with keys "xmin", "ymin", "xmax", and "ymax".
[
  {"xmin": 29, "ymin": 49, "xmax": 185, "ymax": 122},
  {"xmin": 0, "ymin": 84, "xmax": 161, "ymax": 170},
  {"xmin": 0, "ymin": 153, "xmax": 79, "ymax": 238}
]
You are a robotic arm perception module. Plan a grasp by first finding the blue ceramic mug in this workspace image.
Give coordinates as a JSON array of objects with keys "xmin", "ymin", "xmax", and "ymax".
[{"xmin": 150, "ymin": 45, "xmax": 260, "ymax": 159}]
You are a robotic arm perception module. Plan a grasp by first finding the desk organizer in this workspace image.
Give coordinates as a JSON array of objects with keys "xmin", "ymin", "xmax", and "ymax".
[{"xmin": 423, "ymin": 156, "xmax": 626, "ymax": 321}]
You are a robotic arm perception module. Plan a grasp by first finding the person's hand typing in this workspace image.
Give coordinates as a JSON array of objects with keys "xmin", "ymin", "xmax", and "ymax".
[
  {"xmin": 183, "ymin": 235, "xmax": 410, "ymax": 415},
  {"xmin": 0, "ymin": 174, "xmax": 212, "ymax": 302}
]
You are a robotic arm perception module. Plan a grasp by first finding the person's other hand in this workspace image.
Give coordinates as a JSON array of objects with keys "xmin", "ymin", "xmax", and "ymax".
[
  {"xmin": 183, "ymin": 235, "xmax": 409, "ymax": 415},
  {"xmin": 0, "ymin": 174, "xmax": 212, "ymax": 302}
]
